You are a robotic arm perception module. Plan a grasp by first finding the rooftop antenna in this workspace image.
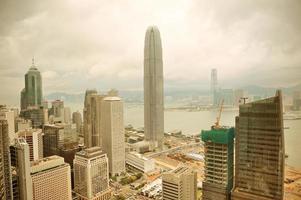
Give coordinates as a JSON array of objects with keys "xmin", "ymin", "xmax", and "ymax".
[{"xmin": 32, "ymin": 56, "xmax": 35, "ymax": 66}]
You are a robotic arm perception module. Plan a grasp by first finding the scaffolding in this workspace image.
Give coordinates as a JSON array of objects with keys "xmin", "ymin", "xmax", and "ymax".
[{"xmin": 201, "ymin": 127, "xmax": 235, "ymax": 200}]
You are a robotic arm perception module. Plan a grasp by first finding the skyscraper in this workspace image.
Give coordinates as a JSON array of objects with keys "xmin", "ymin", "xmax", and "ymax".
[
  {"xmin": 211, "ymin": 69, "xmax": 218, "ymax": 106},
  {"xmin": 73, "ymin": 147, "xmax": 111, "ymax": 200},
  {"xmin": 144, "ymin": 26, "xmax": 164, "ymax": 150},
  {"xmin": 162, "ymin": 166, "xmax": 197, "ymax": 200},
  {"xmin": 10, "ymin": 138, "xmax": 33, "ymax": 200},
  {"xmin": 83, "ymin": 89, "xmax": 102, "ymax": 148},
  {"xmin": 43, "ymin": 124, "xmax": 64, "ymax": 157},
  {"xmin": 201, "ymin": 127, "xmax": 235, "ymax": 200},
  {"xmin": 231, "ymin": 90, "xmax": 285, "ymax": 200},
  {"xmin": 21, "ymin": 59, "xmax": 43, "ymax": 110},
  {"xmin": 101, "ymin": 95, "xmax": 125, "ymax": 175},
  {"xmin": 72, "ymin": 111, "xmax": 82, "ymax": 135},
  {"xmin": 30, "ymin": 155, "xmax": 72, "ymax": 200},
  {"xmin": 0, "ymin": 120, "xmax": 13, "ymax": 200}
]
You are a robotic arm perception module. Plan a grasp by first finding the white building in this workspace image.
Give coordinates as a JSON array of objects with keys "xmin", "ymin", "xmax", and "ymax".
[
  {"xmin": 126, "ymin": 152, "xmax": 155, "ymax": 173},
  {"xmin": 101, "ymin": 95, "xmax": 125, "ymax": 175},
  {"xmin": 73, "ymin": 147, "xmax": 111, "ymax": 200}
]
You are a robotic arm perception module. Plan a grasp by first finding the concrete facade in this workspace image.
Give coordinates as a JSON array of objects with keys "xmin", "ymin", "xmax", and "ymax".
[
  {"xmin": 100, "ymin": 96, "xmax": 125, "ymax": 175},
  {"xmin": 30, "ymin": 156, "xmax": 72, "ymax": 200}
]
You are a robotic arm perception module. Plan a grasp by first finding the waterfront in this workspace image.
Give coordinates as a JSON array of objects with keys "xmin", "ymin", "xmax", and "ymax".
[{"xmin": 125, "ymin": 104, "xmax": 301, "ymax": 168}]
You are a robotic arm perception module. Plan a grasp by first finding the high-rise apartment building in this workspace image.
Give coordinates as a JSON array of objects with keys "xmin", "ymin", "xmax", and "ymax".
[
  {"xmin": 0, "ymin": 120, "xmax": 13, "ymax": 200},
  {"xmin": 20, "ymin": 59, "xmax": 43, "ymax": 110},
  {"xmin": 201, "ymin": 127, "xmax": 235, "ymax": 200},
  {"xmin": 10, "ymin": 138, "xmax": 33, "ymax": 200},
  {"xmin": 73, "ymin": 147, "xmax": 111, "ymax": 200},
  {"xmin": 17, "ymin": 129, "xmax": 43, "ymax": 161},
  {"xmin": 101, "ymin": 96, "xmax": 125, "ymax": 175},
  {"xmin": 162, "ymin": 166, "xmax": 197, "ymax": 200},
  {"xmin": 30, "ymin": 155, "xmax": 72, "ymax": 200},
  {"xmin": 231, "ymin": 90, "xmax": 285, "ymax": 200},
  {"xmin": 144, "ymin": 26, "xmax": 164, "ymax": 150}
]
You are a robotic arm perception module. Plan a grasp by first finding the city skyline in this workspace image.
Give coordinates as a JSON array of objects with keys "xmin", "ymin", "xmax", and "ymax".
[
  {"xmin": 1, "ymin": 0, "xmax": 301, "ymax": 104},
  {"xmin": 0, "ymin": 1, "xmax": 301, "ymax": 199}
]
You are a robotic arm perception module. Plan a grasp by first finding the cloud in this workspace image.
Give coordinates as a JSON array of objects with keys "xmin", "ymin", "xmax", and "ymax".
[{"xmin": 0, "ymin": 0, "xmax": 301, "ymax": 105}]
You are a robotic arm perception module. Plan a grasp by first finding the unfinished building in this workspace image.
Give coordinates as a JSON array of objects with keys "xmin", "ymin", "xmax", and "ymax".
[
  {"xmin": 231, "ymin": 90, "xmax": 285, "ymax": 200},
  {"xmin": 201, "ymin": 127, "xmax": 235, "ymax": 200}
]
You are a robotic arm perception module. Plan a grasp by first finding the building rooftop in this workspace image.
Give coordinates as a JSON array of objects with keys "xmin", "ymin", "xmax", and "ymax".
[
  {"xmin": 201, "ymin": 127, "xmax": 235, "ymax": 145},
  {"xmin": 76, "ymin": 147, "xmax": 105, "ymax": 158},
  {"xmin": 103, "ymin": 96, "xmax": 121, "ymax": 101},
  {"xmin": 17, "ymin": 128, "xmax": 42, "ymax": 137},
  {"xmin": 31, "ymin": 155, "xmax": 65, "ymax": 174}
]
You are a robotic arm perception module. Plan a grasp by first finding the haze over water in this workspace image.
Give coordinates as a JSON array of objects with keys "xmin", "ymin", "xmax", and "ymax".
[{"xmin": 125, "ymin": 104, "xmax": 301, "ymax": 168}]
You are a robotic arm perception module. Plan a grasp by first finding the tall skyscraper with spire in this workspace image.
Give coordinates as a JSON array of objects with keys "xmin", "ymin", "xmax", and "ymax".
[
  {"xmin": 144, "ymin": 26, "xmax": 164, "ymax": 150},
  {"xmin": 20, "ymin": 58, "xmax": 43, "ymax": 110}
]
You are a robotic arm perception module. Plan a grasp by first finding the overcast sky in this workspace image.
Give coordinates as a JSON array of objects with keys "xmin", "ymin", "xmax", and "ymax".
[{"xmin": 0, "ymin": 0, "xmax": 301, "ymax": 104}]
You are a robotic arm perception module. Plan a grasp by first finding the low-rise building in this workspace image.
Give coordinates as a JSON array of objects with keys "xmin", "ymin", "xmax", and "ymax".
[{"xmin": 126, "ymin": 152, "xmax": 155, "ymax": 173}]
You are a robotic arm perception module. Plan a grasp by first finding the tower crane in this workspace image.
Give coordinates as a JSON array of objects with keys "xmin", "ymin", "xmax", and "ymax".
[{"xmin": 213, "ymin": 99, "xmax": 224, "ymax": 129}]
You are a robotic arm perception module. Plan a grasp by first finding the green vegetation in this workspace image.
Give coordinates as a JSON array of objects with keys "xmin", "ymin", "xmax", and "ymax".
[
  {"xmin": 112, "ymin": 195, "xmax": 126, "ymax": 200},
  {"xmin": 119, "ymin": 172, "xmax": 144, "ymax": 185}
]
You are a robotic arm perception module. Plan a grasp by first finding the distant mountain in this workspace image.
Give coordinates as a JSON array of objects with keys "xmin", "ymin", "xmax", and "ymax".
[{"xmin": 45, "ymin": 84, "xmax": 301, "ymax": 104}]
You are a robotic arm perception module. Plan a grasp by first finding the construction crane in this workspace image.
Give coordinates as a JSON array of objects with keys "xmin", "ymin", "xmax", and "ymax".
[{"xmin": 213, "ymin": 99, "xmax": 224, "ymax": 129}]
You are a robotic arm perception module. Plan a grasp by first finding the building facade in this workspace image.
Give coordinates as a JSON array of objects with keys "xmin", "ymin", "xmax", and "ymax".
[
  {"xmin": 201, "ymin": 127, "xmax": 235, "ymax": 200},
  {"xmin": 0, "ymin": 120, "xmax": 13, "ymax": 200},
  {"xmin": 144, "ymin": 26, "xmax": 164, "ymax": 150},
  {"xmin": 101, "ymin": 96, "xmax": 125, "ymax": 175},
  {"xmin": 83, "ymin": 90, "xmax": 101, "ymax": 148},
  {"xmin": 162, "ymin": 166, "xmax": 197, "ymax": 200},
  {"xmin": 30, "ymin": 156, "xmax": 72, "ymax": 200},
  {"xmin": 10, "ymin": 138, "xmax": 33, "ymax": 200},
  {"xmin": 72, "ymin": 111, "xmax": 82, "ymax": 134},
  {"xmin": 231, "ymin": 90, "xmax": 285, "ymax": 200},
  {"xmin": 21, "ymin": 60, "xmax": 43, "ymax": 110},
  {"xmin": 73, "ymin": 147, "xmax": 111, "ymax": 200},
  {"xmin": 0, "ymin": 105, "xmax": 16, "ymax": 144},
  {"xmin": 43, "ymin": 124, "xmax": 64, "ymax": 157},
  {"xmin": 17, "ymin": 129, "xmax": 43, "ymax": 161},
  {"xmin": 125, "ymin": 152, "xmax": 155, "ymax": 173}
]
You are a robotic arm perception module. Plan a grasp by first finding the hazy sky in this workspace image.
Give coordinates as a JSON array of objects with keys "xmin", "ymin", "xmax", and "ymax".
[{"xmin": 0, "ymin": 0, "xmax": 301, "ymax": 104}]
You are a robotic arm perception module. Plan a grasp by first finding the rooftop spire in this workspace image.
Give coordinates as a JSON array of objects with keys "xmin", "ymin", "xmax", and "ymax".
[{"xmin": 32, "ymin": 56, "xmax": 35, "ymax": 66}]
